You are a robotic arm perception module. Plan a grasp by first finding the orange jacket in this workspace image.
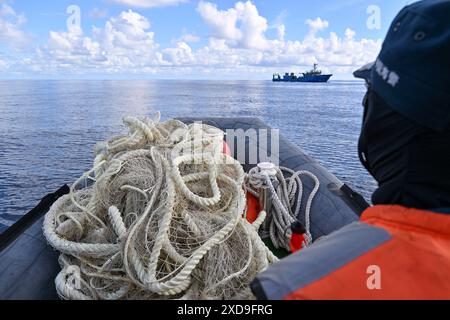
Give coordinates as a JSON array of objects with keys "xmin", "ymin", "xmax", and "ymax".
[{"xmin": 253, "ymin": 206, "xmax": 450, "ymax": 300}]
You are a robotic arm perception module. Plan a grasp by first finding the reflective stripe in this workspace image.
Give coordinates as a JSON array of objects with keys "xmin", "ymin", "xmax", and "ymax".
[{"xmin": 253, "ymin": 222, "xmax": 392, "ymax": 300}]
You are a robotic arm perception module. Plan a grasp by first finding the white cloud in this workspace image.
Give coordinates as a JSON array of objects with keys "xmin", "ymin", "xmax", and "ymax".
[
  {"xmin": 89, "ymin": 8, "xmax": 109, "ymax": 19},
  {"xmin": 190, "ymin": 1, "xmax": 381, "ymax": 76},
  {"xmin": 39, "ymin": 10, "xmax": 165, "ymax": 73},
  {"xmin": 305, "ymin": 17, "xmax": 329, "ymax": 35},
  {"xmin": 1, "ymin": 1, "xmax": 382, "ymax": 78},
  {"xmin": 163, "ymin": 41, "xmax": 194, "ymax": 65},
  {"xmin": 109, "ymin": 0, "xmax": 188, "ymax": 8},
  {"xmin": 276, "ymin": 24, "xmax": 285, "ymax": 41},
  {"xmin": 0, "ymin": 58, "xmax": 8, "ymax": 70},
  {"xmin": 270, "ymin": 10, "xmax": 287, "ymax": 41},
  {"xmin": 0, "ymin": 4, "xmax": 31, "ymax": 49},
  {"xmin": 197, "ymin": 1, "xmax": 269, "ymax": 50},
  {"xmin": 180, "ymin": 33, "xmax": 199, "ymax": 43}
]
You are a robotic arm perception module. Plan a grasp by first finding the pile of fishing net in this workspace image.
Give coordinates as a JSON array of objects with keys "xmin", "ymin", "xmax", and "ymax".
[{"xmin": 43, "ymin": 113, "xmax": 277, "ymax": 300}]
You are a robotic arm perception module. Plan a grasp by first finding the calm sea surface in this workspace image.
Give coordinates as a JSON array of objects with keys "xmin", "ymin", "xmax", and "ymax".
[{"xmin": 0, "ymin": 80, "xmax": 377, "ymax": 232}]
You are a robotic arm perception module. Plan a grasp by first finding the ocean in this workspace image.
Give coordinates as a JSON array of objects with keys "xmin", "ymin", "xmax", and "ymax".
[{"xmin": 0, "ymin": 80, "xmax": 377, "ymax": 233}]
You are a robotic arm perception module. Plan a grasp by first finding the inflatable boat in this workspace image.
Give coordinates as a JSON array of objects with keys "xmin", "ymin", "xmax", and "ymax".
[{"xmin": 0, "ymin": 117, "xmax": 368, "ymax": 300}]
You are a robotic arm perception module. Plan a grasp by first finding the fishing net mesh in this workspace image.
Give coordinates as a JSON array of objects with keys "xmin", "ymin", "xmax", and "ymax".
[{"xmin": 44, "ymin": 113, "xmax": 276, "ymax": 300}]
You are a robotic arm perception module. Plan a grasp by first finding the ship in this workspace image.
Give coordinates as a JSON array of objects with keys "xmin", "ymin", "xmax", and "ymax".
[{"xmin": 273, "ymin": 64, "xmax": 333, "ymax": 83}]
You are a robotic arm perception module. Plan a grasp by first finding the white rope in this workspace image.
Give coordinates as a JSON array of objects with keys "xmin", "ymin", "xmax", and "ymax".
[
  {"xmin": 246, "ymin": 165, "xmax": 320, "ymax": 251},
  {"xmin": 44, "ymin": 114, "xmax": 277, "ymax": 300}
]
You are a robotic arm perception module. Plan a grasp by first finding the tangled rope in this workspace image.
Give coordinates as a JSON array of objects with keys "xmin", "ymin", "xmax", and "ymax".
[
  {"xmin": 246, "ymin": 164, "xmax": 320, "ymax": 251},
  {"xmin": 44, "ymin": 113, "xmax": 277, "ymax": 300}
]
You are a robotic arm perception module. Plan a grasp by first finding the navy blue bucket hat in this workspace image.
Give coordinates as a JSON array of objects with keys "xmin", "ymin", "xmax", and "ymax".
[{"xmin": 354, "ymin": 0, "xmax": 450, "ymax": 132}]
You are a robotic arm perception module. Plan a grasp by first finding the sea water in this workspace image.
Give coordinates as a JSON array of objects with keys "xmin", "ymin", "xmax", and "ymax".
[{"xmin": 0, "ymin": 80, "xmax": 377, "ymax": 232}]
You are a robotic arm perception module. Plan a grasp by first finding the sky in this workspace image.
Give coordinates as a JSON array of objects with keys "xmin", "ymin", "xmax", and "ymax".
[{"xmin": 0, "ymin": 0, "xmax": 414, "ymax": 79}]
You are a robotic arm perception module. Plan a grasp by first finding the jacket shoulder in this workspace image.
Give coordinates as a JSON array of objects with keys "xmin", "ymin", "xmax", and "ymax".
[{"xmin": 252, "ymin": 222, "xmax": 392, "ymax": 300}]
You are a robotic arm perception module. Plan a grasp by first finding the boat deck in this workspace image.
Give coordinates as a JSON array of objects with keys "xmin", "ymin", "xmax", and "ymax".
[{"xmin": 0, "ymin": 117, "xmax": 367, "ymax": 300}]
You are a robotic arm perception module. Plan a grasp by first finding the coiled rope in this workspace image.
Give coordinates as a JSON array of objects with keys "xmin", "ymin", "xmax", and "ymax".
[
  {"xmin": 246, "ymin": 165, "xmax": 320, "ymax": 251},
  {"xmin": 44, "ymin": 114, "xmax": 277, "ymax": 300}
]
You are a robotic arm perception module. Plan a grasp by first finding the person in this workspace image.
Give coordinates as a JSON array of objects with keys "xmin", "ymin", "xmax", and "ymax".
[{"xmin": 251, "ymin": 0, "xmax": 450, "ymax": 299}]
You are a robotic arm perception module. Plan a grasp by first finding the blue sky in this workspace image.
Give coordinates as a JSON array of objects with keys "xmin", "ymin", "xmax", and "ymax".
[{"xmin": 0, "ymin": 0, "xmax": 413, "ymax": 79}]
